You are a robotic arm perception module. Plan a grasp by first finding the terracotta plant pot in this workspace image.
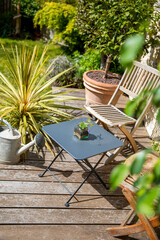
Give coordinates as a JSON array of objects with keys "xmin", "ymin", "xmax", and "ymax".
[{"xmin": 83, "ymin": 70, "xmax": 121, "ymax": 105}]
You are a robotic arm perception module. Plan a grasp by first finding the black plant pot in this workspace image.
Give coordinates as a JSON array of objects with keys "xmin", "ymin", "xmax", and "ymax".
[{"xmin": 74, "ymin": 126, "xmax": 89, "ymax": 140}]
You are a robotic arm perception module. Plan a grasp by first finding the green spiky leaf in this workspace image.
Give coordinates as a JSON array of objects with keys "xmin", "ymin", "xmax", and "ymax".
[{"xmin": 0, "ymin": 44, "xmax": 82, "ymax": 148}]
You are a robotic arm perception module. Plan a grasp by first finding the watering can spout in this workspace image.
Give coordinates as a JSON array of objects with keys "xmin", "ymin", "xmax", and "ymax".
[{"xmin": 17, "ymin": 133, "xmax": 45, "ymax": 156}]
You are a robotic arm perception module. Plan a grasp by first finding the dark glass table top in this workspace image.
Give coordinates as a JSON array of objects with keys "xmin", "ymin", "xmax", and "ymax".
[{"xmin": 42, "ymin": 118, "xmax": 123, "ymax": 160}]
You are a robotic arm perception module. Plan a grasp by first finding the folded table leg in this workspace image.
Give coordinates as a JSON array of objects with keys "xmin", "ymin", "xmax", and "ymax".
[
  {"xmin": 65, "ymin": 152, "xmax": 109, "ymax": 207},
  {"xmin": 38, "ymin": 150, "xmax": 109, "ymax": 207},
  {"xmin": 84, "ymin": 159, "xmax": 109, "ymax": 190},
  {"xmin": 38, "ymin": 149, "xmax": 63, "ymax": 177}
]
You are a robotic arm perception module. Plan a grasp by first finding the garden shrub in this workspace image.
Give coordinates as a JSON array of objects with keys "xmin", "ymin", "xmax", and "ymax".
[
  {"xmin": 72, "ymin": 49, "xmax": 101, "ymax": 86},
  {"xmin": 48, "ymin": 55, "xmax": 77, "ymax": 87},
  {"xmin": 0, "ymin": 44, "xmax": 80, "ymax": 146},
  {"xmin": 36, "ymin": 0, "xmax": 77, "ymax": 7},
  {"xmin": 48, "ymin": 49, "xmax": 102, "ymax": 89},
  {"xmin": 34, "ymin": 2, "xmax": 84, "ymax": 53},
  {"xmin": 48, "ymin": 49, "xmax": 102, "ymax": 88}
]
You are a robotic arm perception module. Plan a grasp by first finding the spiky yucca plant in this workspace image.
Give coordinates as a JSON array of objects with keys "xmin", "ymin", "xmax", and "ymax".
[{"xmin": 0, "ymin": 44, "xmax": 81, "ymax": 145}]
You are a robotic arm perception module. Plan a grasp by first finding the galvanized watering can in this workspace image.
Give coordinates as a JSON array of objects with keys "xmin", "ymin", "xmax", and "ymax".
[{"xmin": 0, "ymin": 118, "xmax": 45, "ymax": 164}]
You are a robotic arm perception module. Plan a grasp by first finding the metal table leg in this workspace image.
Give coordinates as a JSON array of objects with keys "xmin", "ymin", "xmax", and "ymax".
[
  {"xmin": 65, "ymin": 152, "xmax": 109, "ymax": 207},
  {"xmin": 38, "ymin": 149, "xmax": 63, "ymax": 177},
  {"xmin": 84, "ymin": 158, "xmax": 109, "ymax": 190},
  {"xmin": 65, "ymin": 167, "xmax": 95, "ymax": 207},
  {"xmin": 39, "ymin": 150, "xmax": 109, "ymax": 207},
  {"xmin": 39, "ymin": 148, "xmax": 79, "ymax": 201}
]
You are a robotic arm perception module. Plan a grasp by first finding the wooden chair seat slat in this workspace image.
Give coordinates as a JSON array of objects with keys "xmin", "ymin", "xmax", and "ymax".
[{"xmin": 86, "ymin": 104, "xmax": 136, "ymax": 126}]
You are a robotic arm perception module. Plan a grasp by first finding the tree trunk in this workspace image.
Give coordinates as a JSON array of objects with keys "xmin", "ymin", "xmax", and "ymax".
[
  {"xmin": 13, "ymin": 2, "xmax": 21, "ymax": 35},
  {"xmin": 100, "ymin": 52, "xmax": 106, "ymax": 70},
  {"xmin": 104, "ymin": 54, "xmax": 113, "ymax": 78}
]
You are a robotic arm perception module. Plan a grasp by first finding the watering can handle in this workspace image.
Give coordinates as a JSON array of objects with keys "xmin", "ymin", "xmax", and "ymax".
[{"xmin": 0, "ymin": 118, "xmax": 14, "ymax": 135}]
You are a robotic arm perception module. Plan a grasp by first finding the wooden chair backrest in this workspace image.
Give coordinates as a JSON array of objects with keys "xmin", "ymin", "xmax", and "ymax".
[
  {"xmin": 109, "ymin": 61, "xmax": 160, "ymax": 103},
  {"xmin": 109, "ymin": 61, "xmax": 160, "ymax": 133}
]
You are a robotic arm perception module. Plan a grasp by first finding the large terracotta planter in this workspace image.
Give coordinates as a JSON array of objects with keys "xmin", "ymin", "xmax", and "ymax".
[{"xmin": 83, "ymin": 70, "xmax": 121, "ymax": 105}]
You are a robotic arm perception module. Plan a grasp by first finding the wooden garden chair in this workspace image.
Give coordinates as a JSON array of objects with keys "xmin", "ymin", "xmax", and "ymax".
[
  {"xmin": 85, "ymin": 61, "xmax": 160, "ymax": 162},
  {"xmin": 107, "ymin": 152, "xmax": 160, "ymax": 240}
]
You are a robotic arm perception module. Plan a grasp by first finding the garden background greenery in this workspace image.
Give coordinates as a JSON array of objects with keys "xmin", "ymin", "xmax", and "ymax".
[{"xmin": 1, "ymin": 0, "xmax": 159, "ymax": 88}]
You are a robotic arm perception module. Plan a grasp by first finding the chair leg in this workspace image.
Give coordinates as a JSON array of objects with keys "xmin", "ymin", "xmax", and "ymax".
[
  {"xmin": 108, "ymin": 216, "xmax": 160, "ymax": 237},
  {"xmin": 101, "ymin": 122, "xmax": 109, "ymax": 131},
  {"xmin": 104, "ymin": 139, "xmax": 128, "ymax": 164},
  {"xmin": 97, "ymin": 121, "xmax": 138, "ymax": 164},
  {"xmin": 122, "ymin": 187, "xmax": 159, "ymax": 240},
  {"xmin": 120, "ymin": 208, "xmax": 135, "ymax": 226},
  {"xmin": 95, "ymin": 116, "xmax": 138, "ymax": 153},
  {"xmin": 119, "ymin": 125, "xmax": 138, "ymax": 152},
  {"xmin": 108, "ymin": 188, "xmax": 159, "ymax": 239},
  {"xmin": 104, "ymin": 131, "xmax": 137, "ymax": 165}
]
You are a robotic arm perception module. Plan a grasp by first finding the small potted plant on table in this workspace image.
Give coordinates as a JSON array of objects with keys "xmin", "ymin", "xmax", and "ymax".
[{"xmin": 74, "ymin": 119, "xmax": 93, "ymax": 140}]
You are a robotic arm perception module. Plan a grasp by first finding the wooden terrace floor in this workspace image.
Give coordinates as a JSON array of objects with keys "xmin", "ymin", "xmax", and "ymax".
[{"xmin": 0, "ymin": 89, "xmax": 159, "ymax": 240}]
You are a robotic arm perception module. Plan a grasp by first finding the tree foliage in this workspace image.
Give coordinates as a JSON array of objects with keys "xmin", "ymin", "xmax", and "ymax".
[
  {"xmin": 76, "ymin": 0, "xmax": 159, "ymax": 73},
  {"xmin": 13, "ymin": 0, "xmax": 41, "ymax": 19},
  {"xmin": 35, "ymin": 0, "xmax": 77, "ymax": 7},
  {"xmin": 13, "ymin": 0, "xmax": 41, "ymax": 36}
]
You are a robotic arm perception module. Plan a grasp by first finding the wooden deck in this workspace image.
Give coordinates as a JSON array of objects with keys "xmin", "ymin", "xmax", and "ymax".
[{"xmin": 0, "ymin": 89, "xmax": 159, "ymax": 240}]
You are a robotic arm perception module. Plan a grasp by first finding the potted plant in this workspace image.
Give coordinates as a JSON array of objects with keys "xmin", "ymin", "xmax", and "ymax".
[
  {"xmin": 76, "ymin": 0, "xmax": 158, "ymax": 105},
  {"xmin": 74, "ymin": 118, "xmax": 93, "ymax": 140}
]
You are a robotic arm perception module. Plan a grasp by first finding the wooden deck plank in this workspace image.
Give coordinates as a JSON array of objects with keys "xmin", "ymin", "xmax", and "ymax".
[
  {"xmin": 0, "ymin": 225, "xmax": 125, "ymax": 240},
  {"xmin": 0, "ymin": 208, "xmax": 128, "ymax": 224},
  {"xmin": 0, "ymin": 160, "xmax": 118, "ymax": 170},
  {"xmin": 0, "ymin": 169, "xmax": 112, "ymax": 183},
  {"xmin": 0, "ymin": 160, "xmax": 111, "ymax": 169},
  {"xmin": 0, "ymin": 181, "xmax": 122, "ymax": 195},
  {"xmin": 0, "ymin": 194, "xmax": 129, "ymax": 209},
  {"xmin": 26, "ymin": 150, "xmax": 123, "ymax": 162}
]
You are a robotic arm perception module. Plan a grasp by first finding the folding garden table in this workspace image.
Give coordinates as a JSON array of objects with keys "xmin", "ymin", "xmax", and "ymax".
[{"xmin": 39, "ymin": 118, "xmax": 123, "ymax": 207}]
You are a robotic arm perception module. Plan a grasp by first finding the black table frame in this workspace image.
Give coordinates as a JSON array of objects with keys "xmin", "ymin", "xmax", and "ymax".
[
  {"xmin": 39, "ymin": 118, "xmax": 123, "ymax": 207},
  {"xmin": 39, "ymin": 149, "xmax": 108, "ymax": 207}
]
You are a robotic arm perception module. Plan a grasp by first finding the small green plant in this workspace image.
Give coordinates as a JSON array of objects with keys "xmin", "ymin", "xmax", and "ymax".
[{"xmin": 78, "ymin": 119, "xmax": 93, "ymax": 130}]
